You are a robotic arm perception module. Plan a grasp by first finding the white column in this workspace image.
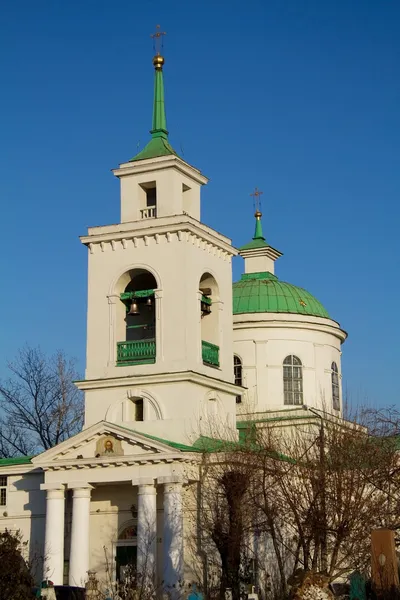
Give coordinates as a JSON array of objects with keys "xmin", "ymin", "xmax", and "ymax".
[
  {"xmin": 41, "ymin": 484, "xmax": 65, "ymax": 585},
  {"xmin": 136, "ymin": 478, "xmax": 157, "ymax": 582},
  {"xmin": 160, "ymin": 477, "xmax": 184, "ymax": 589},
  {"xmin": 68, "ymin": 485, "xmax": 93, "ymax": 587}
]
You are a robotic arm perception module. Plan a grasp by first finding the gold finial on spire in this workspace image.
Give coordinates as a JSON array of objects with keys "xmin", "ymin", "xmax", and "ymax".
[
  {"xmin": 151, "ymin": 25, "xmax": 166, "ymax": 69},
  {"xmin": 250, "ymin": 187, "xmax": 263, "ymax": 218}
]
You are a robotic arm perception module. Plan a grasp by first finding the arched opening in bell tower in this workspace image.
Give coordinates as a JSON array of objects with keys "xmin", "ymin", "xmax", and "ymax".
[
  {"xmin": 199, "ymin": 272, "xmax": 220, "ymax": 368},
  {"xmin": 116, "ymin": 269, "xmax": 158, "ymax": 366}
]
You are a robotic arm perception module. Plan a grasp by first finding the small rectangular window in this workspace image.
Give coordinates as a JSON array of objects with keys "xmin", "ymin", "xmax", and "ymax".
[
  {"xmin": 135, "ymin": 399, "xmax": 144, "ymax": 422},
  {"xmin": 0, "ymin": 477, "xmax": 7, "ymax": 506},
  {"xmin": 146, "ymin": 187, "xmax": 157, "ymax": 207}
]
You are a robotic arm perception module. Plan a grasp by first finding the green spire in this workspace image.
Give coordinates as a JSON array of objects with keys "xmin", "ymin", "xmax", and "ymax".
[
  {"xmin": 239, "ymin": 211, "xmax": 269, "ymax": 251},
  {"xmin": 253, "ymin": 211, "xmax": 264, "ymax": 240},
  {"xmin": 151, "ymin": 63, "xmax": 168, "ymax": 138},
  {"xmin": 130, "ymin": 53, "xmax": 178, "ymax": 162}
]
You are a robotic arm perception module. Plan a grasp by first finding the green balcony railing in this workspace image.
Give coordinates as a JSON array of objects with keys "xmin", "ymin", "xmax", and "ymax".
[
  {"xmin": 202, "ymin": 340, "xmax": 220, "ymax": 367},
  {"xmin": 117, "ymin": 340, "xmax": 156, "ymax": 366}
]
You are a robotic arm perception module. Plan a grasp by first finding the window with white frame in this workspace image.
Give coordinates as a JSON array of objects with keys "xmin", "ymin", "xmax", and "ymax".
[
  {"xmin": 283, "ymin": 355, "xmax": 303, "ymax": 405},
  {"xmin": 0, "ymin": 477, "xmax": 7, "ymax": 506},
  {"xmin": 331, "ymin": 362, "xmax": 340, "ymax": 411}
]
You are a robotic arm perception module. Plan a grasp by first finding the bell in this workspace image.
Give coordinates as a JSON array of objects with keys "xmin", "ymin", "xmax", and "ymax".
[
  {"xmin": 146, "ymin": 297, "xmax": 152, "ymax": 308},
  {"xmin": 128, "ymin": 300, "xmax": 140, "ymax": 316}
]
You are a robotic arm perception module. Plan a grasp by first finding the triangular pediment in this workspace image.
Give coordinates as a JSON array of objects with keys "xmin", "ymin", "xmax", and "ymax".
[{"xmin": 32, "ymin": 421, "xmax": 188, "ymax": 468}]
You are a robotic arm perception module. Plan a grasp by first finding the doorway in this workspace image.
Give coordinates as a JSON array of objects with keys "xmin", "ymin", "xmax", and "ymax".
[{"xmin": 116, "ymin": 544, "xmax": 137, "ymax": 582}]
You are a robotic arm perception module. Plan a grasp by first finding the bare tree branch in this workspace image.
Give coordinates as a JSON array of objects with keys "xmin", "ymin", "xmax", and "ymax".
[{"xmin": 0, "ymin": 346, "xmax": 84, "ymax": 457}]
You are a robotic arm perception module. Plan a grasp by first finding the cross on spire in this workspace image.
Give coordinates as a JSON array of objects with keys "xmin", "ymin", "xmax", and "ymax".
[
  {"xmin": 250, "ymin": 187, "xmax": 263, "ymax": 214},
  {"xmin": 151, "ymin": 24, "xmax": 166, "ymax": 55}
]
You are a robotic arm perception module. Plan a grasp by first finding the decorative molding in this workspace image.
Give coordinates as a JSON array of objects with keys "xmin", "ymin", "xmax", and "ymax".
[
  {"xmin": 127, "ymin": 388, "xmax": 163, "ymax": 420},
  {"xmin": 157, "ymin": 475, "xmax": 185, "ymax": 485},
  {"xmin": 233, "ymin": 314, "xmax": 347, "ymax": 342},
  {"xmin": 75, "ymin": 369, "xmax": 245, "ymax": 395},
  {"xmin": 113, "ymin": 154, "xmax": 208, "ymax": 187},
  {"xmin": 81, "ymin": 218, "xmax": 238, "ymax": 257},
  {"xmin": 42, "ymin": 453, "xmax": 199, "ymax": 472}
]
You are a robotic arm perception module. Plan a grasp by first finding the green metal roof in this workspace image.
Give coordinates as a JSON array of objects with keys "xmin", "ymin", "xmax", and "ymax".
[
  {"xmin": 134, "ymin": 431, "xmax": 247, "ymax": 453},
  {"xmin": 233, "ymin": 271, "xmax": 330, "ymax": 318},
  {"xmin": 239, "ymin": 212, "xmax": 269, "ymax": 251},
  {"xmin": 130, "ymin": 136, "xmax": 177, "ymax": 162},
  {"xmin": 130, "ymin": 57, "xmax": 179, "ymax": 162},
  {"xmin": 239, "ymin": 238, "xmax": 269, "ymax": 251},
  {"xmin": 132, "ymin": 429, "xmax": 200, "ymax": 452},
  {"xmin": 0, "ymin": 456, "xmax": 34, "ymax": 467}
]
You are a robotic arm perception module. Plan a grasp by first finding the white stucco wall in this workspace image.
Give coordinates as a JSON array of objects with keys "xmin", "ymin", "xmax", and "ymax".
[
  {"xmin": 0, "ymin": 467, "xmax": 45, "ymax": 582},
  {"xmin": 115, "ymin": 155, "xmax": 207, "ymax": 223},
  {"xmin": 83, "ymin": 222, "xmax": 235, "ymax": 383},
  {"xmin": 80, "ymin": 210, "xmax": 239, "ymax": 441},
  {"xmin": 82, "ymin": 380, "xmax": 236, "ymax": 444},
  {"xmin": 233, "ymin": 312, "xmax": 347, "ymax": 415}
]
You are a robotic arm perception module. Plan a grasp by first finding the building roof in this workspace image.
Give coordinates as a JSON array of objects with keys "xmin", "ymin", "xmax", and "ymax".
[
  {"xmin": 130, "ymin": 136, "xmax": 178, "ymax": 162},
  {"xmin": 0, "ymin": 456, "xmax": 34, "ymax": 466},
  {"xmin": 239, "ymin": 210, "xmax": 269, "ymax": 251},
  {"xmin": 233, "ymin": 271, "xmax": 330, "ymax": 318},
  {"xmin": 130, "ymin": 54, "xmax": 179, "ymax": 162}
]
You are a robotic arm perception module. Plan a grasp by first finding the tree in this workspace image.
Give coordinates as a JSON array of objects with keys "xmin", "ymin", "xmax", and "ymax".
[
  {"xmin": 192, "ymin": 440, "xmax": 257, "ymax": 600},
  {"xmin": 0, "ymin": 346, "xmax": 84, "ymax": 457},
  {"xmin": 194, "ymin": 410, "xmax": 400, "ymax": 600},
  {"xmin": 0, "ymin": 529, "xmax": 34, "ymax": 600}
]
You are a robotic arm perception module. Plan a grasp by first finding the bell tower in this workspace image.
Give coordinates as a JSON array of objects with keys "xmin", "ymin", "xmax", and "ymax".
[{"xmin": 78, "ymin": 34, "xmax": 240, "ymax": 444}]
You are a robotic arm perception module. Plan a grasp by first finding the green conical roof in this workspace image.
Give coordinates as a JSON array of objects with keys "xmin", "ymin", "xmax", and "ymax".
[
  {"xmin": 130, "ymin": 55, "xmax": 178, "ymax": 162},
  {"xmin": 239, "ymin": 211, "xmax": 269, "ymax": 251}
]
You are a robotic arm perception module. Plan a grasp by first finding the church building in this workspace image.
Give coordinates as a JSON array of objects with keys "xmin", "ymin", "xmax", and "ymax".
[{"xmin": 0, "ymin": 41, "xmax": 347, "ymax": 590}]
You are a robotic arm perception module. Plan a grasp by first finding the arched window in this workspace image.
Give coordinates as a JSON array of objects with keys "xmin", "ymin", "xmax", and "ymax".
[
  {"xmin": 200, "ymin": 273, "xmax": 220, "ymax": 368},
  {"xmin": 331, "ymin": 362, "xmax": 340, "ymax": 411},
  {"xmin": 124, "ymin": 271, "xmax": 157, "ymax": 343},
  {"xmin": 283, "ymin": 355, "xmax": 303, "ymax": 405},
  {"xmin": 234, "ymin": 355, "xmax": 242, "ymax": 404},
  {"xmin": 116, "ymin": 269, "xmax": 157, "ymax": 366}
]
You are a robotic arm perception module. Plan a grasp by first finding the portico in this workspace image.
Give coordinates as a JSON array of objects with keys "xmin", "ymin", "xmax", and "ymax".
[
  {"xmin": 33, "ymin": 422, "xmax": 193, "ymax": 587},
  {"xmin": 40, "ymin": 476, "xmax": 184, "ymax": 587}
]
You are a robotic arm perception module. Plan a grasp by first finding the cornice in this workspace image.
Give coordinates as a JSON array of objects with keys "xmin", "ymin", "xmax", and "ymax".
[
  {"xmin": 233, "ymin": 313, "xmax": 347, "ymax": 342},
  {"xmin": 38, "ymin": 452, "xmax": 199, "ymax": 472},
  {"xmin": 0, "ymin": 465, "xmax": 40, "ymax": 476},
  {"xmin": 75, "ymin": 369, "xmax": 245, "ymax": 395},
  {"xmin": 80, "ymin": 216, "xmax": 237, "ymax": 258},
  {"xmin": 240, "ymin": 246, "xmax": 283, "ymax": 260},
  {"xmin": 114, "ymin": 155, "xmax": 208, "ymax": 186}
]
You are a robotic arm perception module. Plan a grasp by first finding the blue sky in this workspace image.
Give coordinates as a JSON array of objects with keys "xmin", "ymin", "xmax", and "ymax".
[{"xmin": 0, "ymin": 1, "xmax": 399, "ymax": 407}]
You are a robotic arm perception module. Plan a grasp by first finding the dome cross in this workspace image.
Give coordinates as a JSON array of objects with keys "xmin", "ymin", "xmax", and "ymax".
[
  {"xmin": 250, "ymin": 187, "xmax": 263, "ymax": 214},
  {"xmin": 151, "ymin": 24, "xmax": 166, "ymax": 56}
]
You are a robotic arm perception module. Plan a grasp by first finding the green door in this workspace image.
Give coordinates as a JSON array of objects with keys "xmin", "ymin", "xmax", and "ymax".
[{"xmin": 116, "ymin": 545, "xmax": 137, "ymax": 581}]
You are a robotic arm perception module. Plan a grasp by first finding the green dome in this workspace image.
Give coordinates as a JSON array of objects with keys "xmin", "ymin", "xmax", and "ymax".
[{"xmin": 233, "ymin": 272, "xmax": 330, "ymax": 319}]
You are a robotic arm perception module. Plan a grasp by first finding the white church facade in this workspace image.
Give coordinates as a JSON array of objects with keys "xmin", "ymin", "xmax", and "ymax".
[{"xmin": 0, "ymin": 46, "xmax": 347, "ymax": 590}]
